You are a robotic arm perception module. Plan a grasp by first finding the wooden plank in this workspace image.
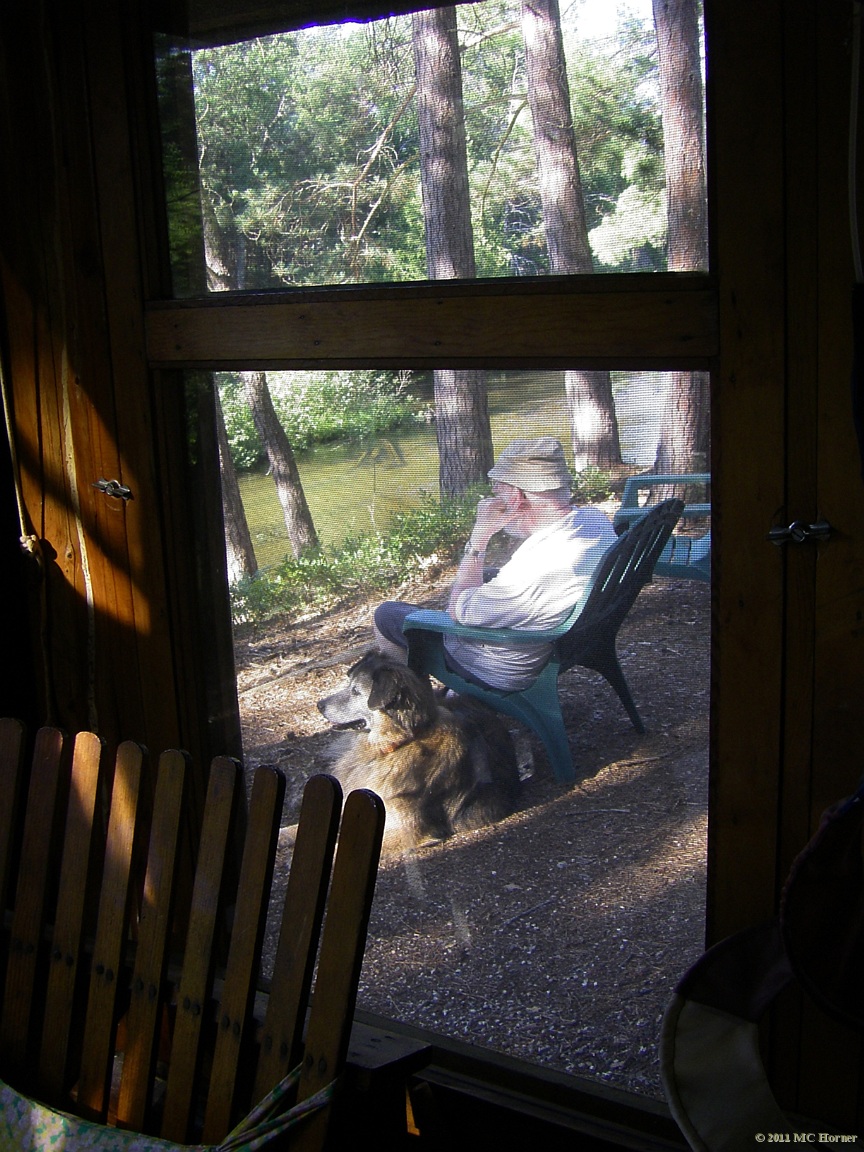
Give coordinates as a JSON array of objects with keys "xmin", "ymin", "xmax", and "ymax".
[
  {"xmin": 707, "ymin": 0, "xmax": 787, "ymax": 943},
  {"xmin": 187, "ymin": 0, "xmax": 461, "ymax": 47},
  {"xmin": 791, "ymin": 0, "xmax": 864, "ymax": 1125},
  {"xmin": 39, "ymin": 730, "xmax": 106, "ymax": 1100},
  {"xmin": 294, "ymin": 788, "xmax": 385, "ymax": 1152},
  {"xmin": 0, "ymin": 6, "xmax": 91, "ymax": 732},
  {"xmin": 161, "ymin": 755, "xmax": 240, "ymax": 1143},
  {"xmin": 0, "ymin": 718, "xmax": 26, "ymax": 920},
  {"xmin": 145, "ymin": 281, "xmax": 718, "ymax": 370},
  {"xmin": 766, "ymin": 0, "xmax": 820, "ymax": 1116},
  {"xmin": 253, "ymin": 773, "xmax": 342, "ymax": 1102},
  {"xmin": 116, "ymin": 749, "xmax": 188, "ymax": 1133},
  {"xmin": 81, "ymin": 0, "xmax": 190, "ymax": 768},
  {"xmin": 0, "ymin": 726, "xmax": 66, "ymax": 1078},
  {"xmin": 77, "ymin": 741, "xmax": 145, "ymax": 1121},
  {"xmin": 202, "ymin": 765, "xmax": 285, "ymax": 1143}
]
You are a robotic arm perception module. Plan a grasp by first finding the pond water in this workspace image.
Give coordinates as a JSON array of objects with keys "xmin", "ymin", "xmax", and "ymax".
[{"xmin": 239, "ymin": 371, "xmax": 671, "ymax": 567}]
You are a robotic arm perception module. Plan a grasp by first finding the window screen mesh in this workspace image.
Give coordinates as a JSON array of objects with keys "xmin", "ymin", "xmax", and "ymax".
[{"xmin": 159, "ymin": 0, "xmax": 706, "ymax": 292}]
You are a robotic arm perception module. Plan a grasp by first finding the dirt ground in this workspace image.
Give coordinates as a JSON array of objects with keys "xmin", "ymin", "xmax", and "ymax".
[{"xmin": 233, "ymin": 562, "xmax": 710, "ymax": 1102}]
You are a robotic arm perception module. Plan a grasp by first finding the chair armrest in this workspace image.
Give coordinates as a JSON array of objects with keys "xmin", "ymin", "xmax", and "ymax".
[{"xmin": 403, "ymin": 608, "xmax": 564, "ymax": 645}]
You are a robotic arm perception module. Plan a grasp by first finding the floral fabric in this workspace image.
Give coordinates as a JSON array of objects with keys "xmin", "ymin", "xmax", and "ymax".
[{"xmin": 0, "ymin": 1067, "xmax": 333, "ymax": 1152}]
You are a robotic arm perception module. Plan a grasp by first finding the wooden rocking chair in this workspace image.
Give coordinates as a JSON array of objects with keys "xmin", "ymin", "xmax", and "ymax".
[{"xmin": 0, "ymin": 718, "xmax": 385, "ymax": 1150}]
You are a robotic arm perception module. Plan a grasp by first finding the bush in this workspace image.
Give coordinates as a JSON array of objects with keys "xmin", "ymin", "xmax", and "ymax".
[
  {"xmin": 218, "ymin": 369, "xmax": 423, "ymax": 471},
  {"xmin": 572, "ymin": 466, "xmax": 613, "ymax": 504},
  {"xmin": 230, "ymin": 490, "xmax": 480, "ymax": 626}
]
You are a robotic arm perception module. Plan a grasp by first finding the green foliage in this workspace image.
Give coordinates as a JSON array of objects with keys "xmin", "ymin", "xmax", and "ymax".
[
  {"xmin": 229, "ymin": 490, "xmax": 480, "ymax": 625},
  {"xmin": 190, "ymin": 2, "xmax": 669, "ymax": 288},
  {"xmin": 218, "ymin": 370, "xmax": 422, "ymax": 469},
  {"xmin": 568, "ymin": 20, "xmax": 666, "ymax": 271},
  {"xmin": 571, "ymin": 466, "xmax": 614, "ymax": 504}
]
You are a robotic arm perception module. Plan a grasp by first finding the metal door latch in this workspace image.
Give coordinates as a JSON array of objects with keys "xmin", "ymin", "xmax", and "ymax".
[
  {"xmin": 92, "ymin": 478, "xmax": 133, "ymax": 501},
  {"xmin": 768, "ymin": 519, "xmax": 832, "ymax": 545}
]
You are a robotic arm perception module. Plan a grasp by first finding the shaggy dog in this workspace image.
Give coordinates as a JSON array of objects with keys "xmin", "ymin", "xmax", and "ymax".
[{"xmin": 317, "ymin": 651, "xmax": 520, "ymax": 849}]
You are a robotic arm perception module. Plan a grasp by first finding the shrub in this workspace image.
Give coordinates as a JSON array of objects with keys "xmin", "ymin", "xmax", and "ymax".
[
  {"xmin": 218, "ymin": 369, "xmax": 423, "ymax": 471},
  {"xmin": 229, "ymin": 490, "xmax": 481, "ymax": 627},
  {"xmin": 572, "ymin": 466, "xmax": 614, "ymax": 504}
]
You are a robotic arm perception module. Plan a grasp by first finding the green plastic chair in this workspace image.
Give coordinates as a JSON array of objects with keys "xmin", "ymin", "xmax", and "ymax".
[
  {"xmin": 613, "ymin": 473, "xmax": 711, "ymax": 582},
  {"xmin": 403, "ymin": 499, "xmax": 684, "ymax": 783}
]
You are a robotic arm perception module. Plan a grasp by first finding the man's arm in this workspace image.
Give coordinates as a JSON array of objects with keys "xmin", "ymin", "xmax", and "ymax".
[{"xmin": 447, "ymin": 496, "xmax": 515, "ymax": 614}]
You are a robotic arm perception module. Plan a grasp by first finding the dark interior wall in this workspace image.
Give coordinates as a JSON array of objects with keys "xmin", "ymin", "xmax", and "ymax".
[{"xmin": 0, "ymin": 0, "xmax": 239, "ymax": 826}]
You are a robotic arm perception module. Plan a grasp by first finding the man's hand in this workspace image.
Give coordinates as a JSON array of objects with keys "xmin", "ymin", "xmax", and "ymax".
[
  {"xmin": 468, "ymin": 494, "xmax": 517, "ymax": 550},
  {"xmin": 448, "ymin": 494, "xmax": 517, "ymax": 613}
]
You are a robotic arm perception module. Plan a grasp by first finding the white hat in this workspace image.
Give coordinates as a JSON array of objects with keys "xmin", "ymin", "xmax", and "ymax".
[{"xmin": 487, "ymin": 437, "xmax": 571, "ymax": 492}]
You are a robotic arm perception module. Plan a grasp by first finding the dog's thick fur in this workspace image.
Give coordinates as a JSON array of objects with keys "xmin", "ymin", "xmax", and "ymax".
[{"xmin": 317, "ymin": 651, "xmax": 520, "ymax": 849}]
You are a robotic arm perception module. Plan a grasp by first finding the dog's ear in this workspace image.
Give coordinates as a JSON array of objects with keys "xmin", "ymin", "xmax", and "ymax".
[
  {"xmin": 368, "ymin": 664, "xmax": 437, "ymax": 734},
  {"xmin": 366, "ymin": 665, "xmax": 404, "ymax": 712}
]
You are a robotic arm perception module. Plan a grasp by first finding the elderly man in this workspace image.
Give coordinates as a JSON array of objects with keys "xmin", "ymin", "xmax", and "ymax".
[{"xmin": 374, "ymin": 437, "xmax": 618, "ymax": 691}]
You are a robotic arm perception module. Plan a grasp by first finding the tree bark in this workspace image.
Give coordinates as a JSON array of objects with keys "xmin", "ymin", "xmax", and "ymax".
[
  {"xmin": 521, "ymin": 0, "xmax": 622, "ymax": 472},
  {"xmin": 652, "ymin": 0, "xmax": 709, "ymax": 474},
  {"xmin": 242, "ymin": 372, "xmax": 319, "ymax": 557},
  {"xmin": 412, "ymin": 6, "xmax": 494, "ymax": 497},
  {"xmin": 565, "ymin": 372, "xmax": 625, "ymax": 472},
  {"xmin": 202, "ymin": 195, "xmax": 319, "ymax": 556},
  {"xmin": 215, "ymin": 388, "xmax": 258, "ymax": 582}
]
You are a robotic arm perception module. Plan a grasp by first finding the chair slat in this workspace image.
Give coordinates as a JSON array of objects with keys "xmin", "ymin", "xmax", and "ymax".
[
  {"xmin": 0, "ymin": 717, "xmax": 26, "ymax": 923},
  {"xmin": 116, "ymin": 749, "xmax": 188, "ymax": 1133},
  {"xmin": 39, "ymin": 731, "xmax": 106, "ymax": 1100},
  {"xmin": 253, "ymin": 773, "xmax": 342, "ymax": 1103},
  {"xmin": 202, "ymin": 765, "xmax": 286, "ymax": 1143},
  {"xmin": 0, "ymin": 726, "xmax": 66, "ymax": 1077},
  {"xmin": 160, "ymin": 755, "xmax": 240, "ymax": 1143},
  {"xmin": 0, "ymin": 723, "xmax": 389, "ymax": 1148},
  {"xmin": 77, "ymin": 741, "xmax": 146, "ymax": 1121},
  {"xmin": 294, "ymin": 788, "xmax": 385, "ymax": 1152}
]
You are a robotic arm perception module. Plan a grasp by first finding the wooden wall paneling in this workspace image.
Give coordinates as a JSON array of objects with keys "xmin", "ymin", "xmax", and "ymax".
[
  {"xmin": 764, "ymin": 0, "xmax": 820, "ymax": 1115},
  {"xmin": 2, "ymin": 0, "xmax": 227, "ymax": 843},
  {"xmin": 789, "ymin": 0, "xmax": 864, "ymax": 1125},
  {"xmin": 707, "ymin": 0, "xmax": 788, "ymax": 943},
  {"xmin": 151, "ymin": 368, "xmax": 243, "ymax": 768},
  {"xmin": 56, "ymin": 4, "xmax": 148, "ymax": 746},
  {"xmin": 0, "ymin": 6, "xmax": 93, "ymax": 729},
  {"xmin": 79, "ymin": 1, "xmax": 189, "ymax": 762}
]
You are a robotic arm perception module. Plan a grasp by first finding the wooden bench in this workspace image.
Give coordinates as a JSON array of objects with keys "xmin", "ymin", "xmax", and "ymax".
[
  {"xmin": 0, "ymin": 718, "xmax": 391, "ymax": 1149},
  {"xmin": 613, "ymin": 473, "xmax": 711, "ymax": 582}
]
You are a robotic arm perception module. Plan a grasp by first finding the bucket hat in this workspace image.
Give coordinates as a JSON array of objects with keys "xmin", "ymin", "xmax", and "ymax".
[{"xmin": 487, "ymin": 437, "xmax": 571, "ymax": 492}]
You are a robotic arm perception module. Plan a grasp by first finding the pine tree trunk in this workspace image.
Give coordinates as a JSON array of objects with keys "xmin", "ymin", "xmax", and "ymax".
[
  {"xmin": 201, "ymin": 201, "xmax": 318, "ymax": 558},
  {"xmin": 215, "ymin": 388, "xmax": 257, "ymax": 582},
  {"xmin": 566, "ymin": 370, "xmax": 625, "ymax": 472},
  {"xmin": 652, "ymin": 0, "xmax": 709, "ymax": 475},
  {"xmin": 242, "ymin": 372, "xmax": 319, "ymax": 557},
  {"xmin": 412, "ymin": 6, "xmax": 494, "ymax": 497},
  {"xmin": 521, "ymin": 0, "xmax": 622, "ymax": 472}
]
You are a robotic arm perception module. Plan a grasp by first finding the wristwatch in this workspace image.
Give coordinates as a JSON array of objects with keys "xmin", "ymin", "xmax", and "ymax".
[{"xmin": 463, "ymin": 542, "xmax": 485, "ymax": 559}]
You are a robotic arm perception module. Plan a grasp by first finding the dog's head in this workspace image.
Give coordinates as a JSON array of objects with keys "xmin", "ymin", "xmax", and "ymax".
[{"xmin": 318, "ymin": 651, "xmax": 437, "ymax": 742}]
